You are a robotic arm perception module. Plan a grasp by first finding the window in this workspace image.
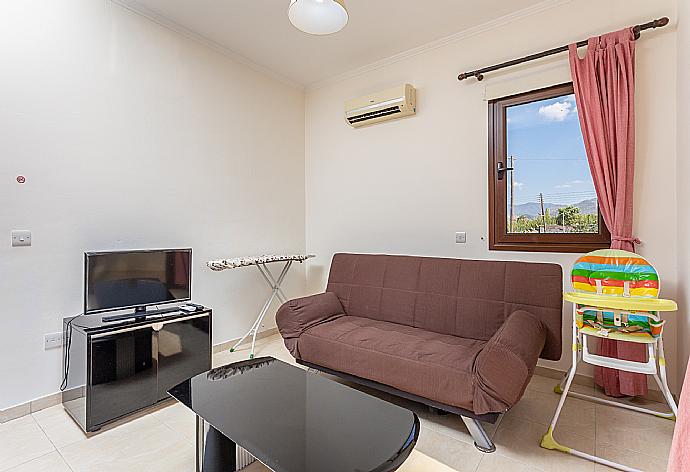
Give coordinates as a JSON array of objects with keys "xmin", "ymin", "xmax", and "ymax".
[{"xmin": 488, "ymin": 83, "xmax": 610, "ymax": 253}]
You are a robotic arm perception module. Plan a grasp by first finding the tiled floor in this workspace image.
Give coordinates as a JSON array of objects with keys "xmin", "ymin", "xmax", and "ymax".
[{"xmin": 1, "ymin": 334, "xmax": 674, "ymax": 472}]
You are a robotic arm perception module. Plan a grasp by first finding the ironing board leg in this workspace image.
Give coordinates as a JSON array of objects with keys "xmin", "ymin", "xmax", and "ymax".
[
  {"xmin": 229, "ymin": 261, "xmax": 293, "ymax": 358},
  {"xmin": 257, "ymin": 263, "xmax": 289, "ymax": 303}
]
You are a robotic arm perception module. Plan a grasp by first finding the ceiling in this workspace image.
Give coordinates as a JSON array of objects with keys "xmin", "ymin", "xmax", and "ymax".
[{"xmin": 116, "ymin": 0, "xmax": 549, "ymax": 87}]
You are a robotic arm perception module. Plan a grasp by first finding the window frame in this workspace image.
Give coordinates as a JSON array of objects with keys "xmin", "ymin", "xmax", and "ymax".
[{"xmin": 487, "ymin": 83, "xmax": 611, "ymax": 253}]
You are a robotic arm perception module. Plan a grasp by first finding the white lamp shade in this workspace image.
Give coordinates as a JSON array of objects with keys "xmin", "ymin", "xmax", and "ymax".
[{"xmin": 288, "ymin": 0, "xmax": 348, "ymax": 35}]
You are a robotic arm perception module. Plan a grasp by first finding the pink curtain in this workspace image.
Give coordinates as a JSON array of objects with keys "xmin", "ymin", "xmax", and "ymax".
[
  {"xmin": 668, "ymin": 361, "xmax": 690, "ymax": 471},
  {"xmin": 569, "ymin": 28, "xmax": 647, "ymax": 397}
]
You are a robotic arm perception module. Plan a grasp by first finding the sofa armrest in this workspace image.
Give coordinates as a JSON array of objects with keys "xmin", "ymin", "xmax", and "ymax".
[
  {"xmin": 472, "ymin": 310, "xmax": 546, "ymax": 414},
  {"xmin": 276, "ymin": 292, "xmax": 345, "ymax": 342}
]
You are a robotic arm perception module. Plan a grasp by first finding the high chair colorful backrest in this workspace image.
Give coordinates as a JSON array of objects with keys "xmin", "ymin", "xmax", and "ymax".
[
  {"xmin": 570, "ymin": 249, "xmax": 667, "ymax": 339},
  {"xmin": 572, "ymin": 249, "xmax": 659, "ymax": 298}
]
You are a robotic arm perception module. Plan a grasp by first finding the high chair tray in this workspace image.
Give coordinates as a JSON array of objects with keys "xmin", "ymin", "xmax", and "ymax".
[{"xmin": 564, "ymin": 292, "xmax": 677, "ymax": 312}]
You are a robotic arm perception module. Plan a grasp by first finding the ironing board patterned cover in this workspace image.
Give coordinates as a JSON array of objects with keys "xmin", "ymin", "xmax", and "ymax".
[
  {"xmin": 565, "ymin": 249, "xmax": 676, "ymax": 342},
  {"xmin": 207, "ymin": 254, "xmax": 315, "ymax": 271}
]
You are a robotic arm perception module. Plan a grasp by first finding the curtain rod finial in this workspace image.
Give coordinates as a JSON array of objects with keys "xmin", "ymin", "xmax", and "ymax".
[{"xmin": 456, "ymin": 72, "xmax": 483, "ymax": 81}]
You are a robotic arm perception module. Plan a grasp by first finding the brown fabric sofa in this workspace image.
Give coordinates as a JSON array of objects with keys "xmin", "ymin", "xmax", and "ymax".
[{"xmin": 276, "ymin": 253, "xmax": 562, "ymax": 452}]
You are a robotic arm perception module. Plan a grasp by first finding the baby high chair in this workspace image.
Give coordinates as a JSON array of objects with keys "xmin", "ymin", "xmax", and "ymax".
[{"xmin": 541, "ymin": 249, "xmax": 677, "ymax": 472}]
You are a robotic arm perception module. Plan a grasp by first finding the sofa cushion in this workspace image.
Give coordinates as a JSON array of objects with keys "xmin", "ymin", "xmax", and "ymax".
[
  {"xmin": 326, "ymin": 253, "xmax": 563, "ymax": 361},
  {"xmin": 296, "ymin": 316, "xmax": 486, "ymax": 411}
]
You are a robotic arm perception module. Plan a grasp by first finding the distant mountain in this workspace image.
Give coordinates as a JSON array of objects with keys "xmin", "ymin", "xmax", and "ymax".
[
  {"xmin": 575, "ymin": 198, "xmax": 598, "ymax": 215},
  {"xmin": 513, "ymin": 198, "xmax": 598, "ymax": 217}
]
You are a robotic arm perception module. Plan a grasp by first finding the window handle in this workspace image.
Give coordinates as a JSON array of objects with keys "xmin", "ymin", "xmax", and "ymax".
[{"xmin": 496, "ymin": 161, "xmax": 514, "ymax": 180}]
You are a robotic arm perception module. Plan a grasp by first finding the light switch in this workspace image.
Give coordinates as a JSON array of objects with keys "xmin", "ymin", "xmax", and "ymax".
[
  {"xmin": 455, "ymin": 232, "xmax": 467, "ymax": 243},
  {"xmin": 11, "ymin": 230, "xmax": 32, "ymax": 247}
]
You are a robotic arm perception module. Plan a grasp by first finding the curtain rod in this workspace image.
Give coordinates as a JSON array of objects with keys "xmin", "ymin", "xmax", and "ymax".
[{"xmin": 457, "ymin": 17, "xmax": 669, "ymax": 82}]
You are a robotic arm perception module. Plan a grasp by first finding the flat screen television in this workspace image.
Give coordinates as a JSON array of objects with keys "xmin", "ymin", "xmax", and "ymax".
[{"xmin": 84, "ymin": 249, "xmax": 191, "ymax": 315}]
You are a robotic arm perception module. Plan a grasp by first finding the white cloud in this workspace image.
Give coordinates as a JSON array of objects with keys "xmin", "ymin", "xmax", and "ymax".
[
  {"xmin": 555, "ymin": 179, "xmax": 589, "ymax": 189},
  {"xmin": 538, "ymin": 101, "xmax": 574, "ymax": 121},
  {"xmin": 512, "ymin": 181, "xmax": 524, "ymax": 190}
]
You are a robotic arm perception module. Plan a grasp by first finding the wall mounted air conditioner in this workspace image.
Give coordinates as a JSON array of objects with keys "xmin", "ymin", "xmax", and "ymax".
[{"xmin": 345, "ymin": 84, "xmax": 416, "ymax": 128}]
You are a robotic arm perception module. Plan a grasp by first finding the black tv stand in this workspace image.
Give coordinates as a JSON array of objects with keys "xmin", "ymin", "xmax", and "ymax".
[
  {"xmin": 62, "ymin": 308, "xmax": 212, "ymax": 432},
  {"xmin": 102, "ymin": 305, "xmax": 191, "ymax": 323}
]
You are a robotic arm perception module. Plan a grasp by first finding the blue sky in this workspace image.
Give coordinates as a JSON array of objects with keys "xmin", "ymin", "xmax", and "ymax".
[{"xmin": 506, "ymin": 93, "xmax": 596, "ymax": 206}]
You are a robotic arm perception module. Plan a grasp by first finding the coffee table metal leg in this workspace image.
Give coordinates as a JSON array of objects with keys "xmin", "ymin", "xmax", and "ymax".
[
  {"xmin": 196, "ymin": 415, "xmax": 237, "ymax": 472},
  {"xmin": 196, "ymin": 416, "xmax": 205, "ymax": 472}
]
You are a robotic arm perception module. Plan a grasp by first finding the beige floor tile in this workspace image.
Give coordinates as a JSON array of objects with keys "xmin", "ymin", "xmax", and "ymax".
[
  {"xmin": 526, "ymin": 374, "xmax": 595, "ymax": 396},
  {"xmin": 398, "ymin": 450, "xmax": 458, "ymax": 472},
  {"xmin": 6, "ymin": 451, "xmax": 72, "ymax": 472},
  {"xmin": 0, "ymin": 416, "xmax": 55, "ymax": 472},
  {"xmin": 150, "ymin": 401, "xmax": 196, "ymax": 443},
  {"xmin": 591, "ymin": 386, "xmax": 673, "ymax": 414},
  {"xmin": 492, "ymin": 413, "xmax": 595, "ymax": 472},
  {"xmin": 594, "ymin": 442, "xmax": 668, "ymax": 472},
  {"xmin": 415, "ymin": 426, "xmax": 484, "ymax": 472},
  {"xmin": 223, "ymin": 450, "xmax": 452, "ymax": 472},
  {"xmin": 595, "ymin": 404, "xmax": 674, "ymax": 461},
  {"xmin": 60, "ymin": 414, "xmax": 194, "ymax": 472},
  {"xmin": 213, "ymin": 335, "xmax": 281, "ymax": 365},
  {"xmin": 476, "ymin": 452, "xmax": 542, "ymax": 472},
  {"xmin": 242, "ymin": 461, "xmax": 270, "ymax": 471},
  {"xmin": 213, "ymin": 335, "xmax": 299, "ymax": 368},
  {"xmin": 507, "ymin": 387, "xmax": 596, "ymax": 438},
  {"xmin": 418, "ymin": 410, "xmax": 501, "ymax": 447},
  {"xmin": 31, "ymin": 405, "xmax": 86, "ymax": 449}
]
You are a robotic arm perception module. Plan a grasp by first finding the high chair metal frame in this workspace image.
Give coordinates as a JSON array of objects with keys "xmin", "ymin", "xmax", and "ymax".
[{"xmin": 541, "ymin": 298, "xmax": 678, "ymax": 472}]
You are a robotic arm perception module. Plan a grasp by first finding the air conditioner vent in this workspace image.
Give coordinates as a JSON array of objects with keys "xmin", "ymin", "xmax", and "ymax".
[
  {"xmin": 347, "ymin": 106, "xmax": 402, "ymax": 124},
  {"xmin": 344, "ymin": 84, "xmax": 416, "ymax": 128}
]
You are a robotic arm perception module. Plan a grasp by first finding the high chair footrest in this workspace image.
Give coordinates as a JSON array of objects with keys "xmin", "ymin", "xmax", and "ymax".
[{"xmin": 581, "ymin": 351, "xmax": 657, "ymax": 375}]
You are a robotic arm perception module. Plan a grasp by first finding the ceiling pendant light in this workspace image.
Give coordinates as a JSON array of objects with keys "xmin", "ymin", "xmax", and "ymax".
[{"xmin": 288, "ymin": 0, "xmax": 349, "ymax": 35}]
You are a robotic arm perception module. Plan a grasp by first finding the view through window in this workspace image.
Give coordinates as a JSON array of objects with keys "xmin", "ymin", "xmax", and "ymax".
[
  {"xmin": 505, "ymin": 92, "xmax": 599, "ymax": 234},
  {"xmin": 488, "ymin": 83, "xmax": 610, "ymax": 252}
]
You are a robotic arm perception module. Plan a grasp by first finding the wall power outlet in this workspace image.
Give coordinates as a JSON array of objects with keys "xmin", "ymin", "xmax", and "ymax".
[{"xmin": 44, "ymin": 332, "xmax": 63, "ymax": 350}]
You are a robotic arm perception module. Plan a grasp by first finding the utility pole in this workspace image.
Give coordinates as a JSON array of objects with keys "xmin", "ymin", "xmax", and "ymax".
[
  {"xmin": 508, "ymin": 155, "xmax": 514, "ymax": 232},
  {"xmin": 538, "ymin": 192, "xmax": 546, "ymax": 232}
]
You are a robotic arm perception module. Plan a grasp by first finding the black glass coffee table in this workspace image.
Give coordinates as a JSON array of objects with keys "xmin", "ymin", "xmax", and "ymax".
[{"xmin": 169, "ymin": 357, "xmax": 419, "ymax": 472}]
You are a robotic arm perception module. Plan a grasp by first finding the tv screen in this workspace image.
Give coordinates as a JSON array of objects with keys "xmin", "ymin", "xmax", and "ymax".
[{"xmin": 84, "ymin": 249, "xmax": 191, "ymax": 314}]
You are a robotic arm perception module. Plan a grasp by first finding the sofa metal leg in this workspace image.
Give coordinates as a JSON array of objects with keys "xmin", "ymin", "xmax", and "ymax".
[
  {"xmin": 461, "ymin": 416, "xmax": 496, "ymax": 453},
  {"xmin": 428, "ymin": 406, "xmax": 449, "ymax": 416}
]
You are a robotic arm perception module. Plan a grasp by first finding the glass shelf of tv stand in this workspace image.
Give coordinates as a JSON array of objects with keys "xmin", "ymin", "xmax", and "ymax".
[{"xmin": 68, "ymin": 306, "xmax": 209, "ymax": 334}]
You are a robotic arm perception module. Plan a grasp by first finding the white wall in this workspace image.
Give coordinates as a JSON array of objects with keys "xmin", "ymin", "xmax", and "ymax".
[
  {"xmin": 677, "ymin": 0, "xmax": 690, "ymax": 388},
  {"xmin": 305, "ymin": 0, "xmax": 679, "ymax": 387},
  {"xmin": 0, "ymin": 0, "xmax": 305, "ymax": 410}
]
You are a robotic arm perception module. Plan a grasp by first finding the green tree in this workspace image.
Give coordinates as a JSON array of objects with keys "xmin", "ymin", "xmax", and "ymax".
[{"xmin": 557, "ymin": 206, "xmax": 581, "ymax": 227}]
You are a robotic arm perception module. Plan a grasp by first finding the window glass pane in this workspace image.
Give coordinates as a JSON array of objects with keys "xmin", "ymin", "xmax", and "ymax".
[{"xmin": 505, "ymin": 93, "xmax": 599, "ymax": 234}]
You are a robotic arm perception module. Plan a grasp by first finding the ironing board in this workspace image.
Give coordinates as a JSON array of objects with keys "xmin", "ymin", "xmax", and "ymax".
[{"xmin": 207, "ymin": 254, "xmax": 315, "ymax": 358}]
